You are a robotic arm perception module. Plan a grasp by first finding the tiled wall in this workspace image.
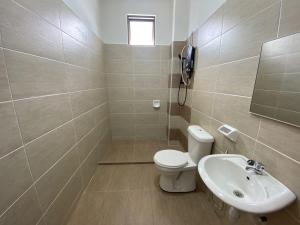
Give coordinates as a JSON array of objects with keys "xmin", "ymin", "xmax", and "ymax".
[
  {"xmin": 104, "ymin": 44, "xmax": 170, "ymax": 140},
  {"xmin": 184, "ymin": 0, "xmax": 300, "ymax": 223},
  {"xmin": 168, "ymin": 41, "xmax": 193, "ymax": 149},
  {"xmin": 0, "ymin": 1, "xmax": 110, "ymax": 225}
]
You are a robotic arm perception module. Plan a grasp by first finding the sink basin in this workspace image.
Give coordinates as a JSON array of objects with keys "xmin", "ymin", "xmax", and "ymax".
[{"xmin": 198, "ymin": 154, "xmax": 296, "ymax": 214}]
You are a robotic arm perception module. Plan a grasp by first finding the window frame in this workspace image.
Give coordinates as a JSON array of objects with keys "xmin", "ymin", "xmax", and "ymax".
[{"xmin": 127, "ymin": 14, "xmax": 156, "ymax": 46}]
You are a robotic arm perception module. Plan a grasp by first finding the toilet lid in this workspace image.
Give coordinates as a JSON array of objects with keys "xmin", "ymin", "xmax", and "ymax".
[{"xmin": 154, "ymin": 150, "xmax": 188, "ymax": 168}]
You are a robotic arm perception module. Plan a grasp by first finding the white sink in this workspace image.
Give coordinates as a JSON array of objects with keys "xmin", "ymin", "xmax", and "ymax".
[{"xmin": 198, "ymin": 154, "xmax": 296, "ymax": 214}]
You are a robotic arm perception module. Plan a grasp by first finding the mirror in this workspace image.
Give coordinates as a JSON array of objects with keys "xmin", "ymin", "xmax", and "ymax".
[{"xmin": 250, "ymin": 33, "xmax": 300, "ymax": 127}]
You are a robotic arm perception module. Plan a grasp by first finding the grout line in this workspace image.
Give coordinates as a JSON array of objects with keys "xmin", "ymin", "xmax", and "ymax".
[
  {"xmin": 1, "ymin": 44, "xmax": 46, "ymax": 220},
  {"xmin": 197, "ymin": 54, "xmax": 260, "ymax": 71},
  {"xmin": 2, "ymin": 47, "xmax": 101, "ymax": 72},
  {"xmin": 0, "ymin": 85, "xmax": 106, "ymax": 105},
  {"xmin": 0, "ymin": 182, "xmax": 36, "ymax": 219},
  {"xmin": 276, "ymin": 0, "xmax": 283, "ymax": 38},
  {"xmin": 193, "ymin": 90, "xmax": 252, "ymax": 99},
  {"xmin": 255, "ymin": 140, "xmax": 300, "ymax": 166},
  {"xmin": 0, "ymin": 102, "xmax": 107, "ymax": 161},
  {"xmin": 12, "ymin": 87, "xmax": 105, "ymax": 103},
  {"xmin": 192, "ymin": 107, "xmax": 300, "ymax": 165},
  {"xmin": 38, "ymin": 165, "xmax": 81, "ymax": 221},
  {"xmin": 220, "ymin": 0, "xmax": 282, "ymax": 37},
  {"xmin": 10, "ymin": 0, "xmax": 102, "ymax": 56},
  {"xmin": 0, "ymin": 125, "xmax": 109, "ymax": 222}
]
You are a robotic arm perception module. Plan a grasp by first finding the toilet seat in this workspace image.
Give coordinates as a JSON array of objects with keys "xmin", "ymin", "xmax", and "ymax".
[{"xmin": 154, "ymin": 150, "xmax": 188, "ymax": 168}]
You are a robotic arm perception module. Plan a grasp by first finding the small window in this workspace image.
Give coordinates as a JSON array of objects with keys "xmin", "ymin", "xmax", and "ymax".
[{"xmin": 127, "ymin": 15, "xmax": 155, "ymax": 45}]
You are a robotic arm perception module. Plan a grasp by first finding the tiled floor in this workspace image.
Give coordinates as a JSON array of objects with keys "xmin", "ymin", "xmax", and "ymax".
[
  {"xmin": 66, "ymin": 164, "xmax": 223, "ymax": 225},
  {"xmin": 99, "ymin": 140, "xmax": 184, "ymax": 163}
]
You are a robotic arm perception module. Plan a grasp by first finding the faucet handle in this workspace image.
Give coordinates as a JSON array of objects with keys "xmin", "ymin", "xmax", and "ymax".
[
  {"xmin": 247, "ymin": 159, "xmax": 255, "ymax": 166},
  {"xmin": 254, "ymin": 161, "xmax": 264, "ymax": 171}
]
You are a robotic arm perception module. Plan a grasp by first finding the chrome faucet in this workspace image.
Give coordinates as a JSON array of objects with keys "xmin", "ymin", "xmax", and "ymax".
[{"xmin": 245, "ymin": 160, "xmax": 265, "ymax": 175}]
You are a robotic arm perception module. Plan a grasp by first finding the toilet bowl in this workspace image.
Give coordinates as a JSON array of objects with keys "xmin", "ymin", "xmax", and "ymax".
[{"xmin": 154, "ymin": 125, "xmax": 214, "ymax": 192}]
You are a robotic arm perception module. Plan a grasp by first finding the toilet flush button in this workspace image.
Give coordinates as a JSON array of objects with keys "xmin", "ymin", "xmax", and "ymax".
[{"xmin": 153, "ymin": 100, "xmax": 160, "ymax": 109}]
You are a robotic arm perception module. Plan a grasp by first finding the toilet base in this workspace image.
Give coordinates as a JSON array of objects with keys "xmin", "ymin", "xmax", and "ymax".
[{"xmin": 159, "ymin": 170, "xmax": 196, "ymax": 192}]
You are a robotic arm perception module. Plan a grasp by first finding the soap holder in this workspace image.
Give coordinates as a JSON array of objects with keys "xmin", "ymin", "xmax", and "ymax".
[
  {"xmin": 218, "ymin": 124, "xmax": 239, "ymax": 142},
  {"xmin": 153, "ymin": 100, "xmax": 160, "ymax": 109}
]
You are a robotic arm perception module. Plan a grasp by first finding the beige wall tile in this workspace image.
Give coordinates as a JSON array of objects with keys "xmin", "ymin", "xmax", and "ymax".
[
  {"xmin": 62, "ymin": 33, "xmax": 90, "ymax": 68},
  {"xmin": 104, "ymin": 44, "xmax": 132, "ymax": 60},
  {"xmin": 0, "ymin": 1, "xmax": 109, "ymax": 224},
  {"xmin": 215, "ymin": 57, "xmax": 259, "ymax": 97},
  {"xmin": 0, "ymin": 48, "xmax": 11, "ymax": 102},
  {"xmin": 77, "ymin": 126, "xmax": 99, "ymax": 162},
  {"xmin": 132, "ymin": 46, "xmax": 160, "ymax": 60},
  {"xmin": 134, "ymin": 113, "xmax": 162, "ymax": 125},
  {"xmin": 80, "ymin": 147, "xmax": 99, "ymax": 187},
  {"xmin": 35, "ymin": 148, "xmax": 79, "ymax": 212},
  {"xmin": 133, "ymin": 76, "xmax": 162, "ymax": 88},
  {"xmin": 197, "ymin": 37, "xmax": 221, "ymax": 68},
  {"xmin": 15, "ymin": 94, "xmax": 73, "ymax": 143},
  {"xmin": 213, "ymin": 94, "xmax": 260, "ymax": 138},
  {"xmin": 0, "ymin": 102, "xmax": 22, "ymax": 157},
  {"xmin": 193, "ymin": 66, "xmax": 219, "ymax": 92},
  {"xmin": 0, "ymin": 0, "xmax": 63, "ymax": 61},
  {"xmin": 222, "ymin": 0, "xmax": 279, "ymax": 33},
  {"xmin": 25, "ymin": 121, "xmax": 76, "ymax": 180},
  {"xmin": 111, "ymin": 124, "xmax": 134, "ymax": 139},
  {"xmin": 0, "ymin": 148, "xmax": 33, "ymax": 215},
  {"xmin": 279, "ymin": 0, "xmax": 300, "ymax": 37},
  {"xmin": 135, "ymin": 125, "xmax": 167, "ymax": 140},
  {"xmin": 110, "ymin": 114, "xmax": 135, "ymax": 128},
  {"xmin": 44, "ymin": 170, "xmax": 82, "ymax": 225},
  {"xmin": 134, "ymin": 100, "xmax": 167, "ymax": 113},
  {"xmin": 59, "ymin": 4, "xmax": 89, "ymax": 44},
  {"xmin": 0, "ymin": 187, "xmax": 42, "ymax": 225},
  {"xmin": 104, "ymin": 59, "xmax": 133, "ymax": 74},
  {"xmin": 14, "ymin": 0, "xmax": 61, "ymax": 27},
  {"xmin": 70, "ymin": 89, "xmax": 106, "ymax": 117},
  {"xmin": 258, "ymin": 119, "xmax": 300, "ymax": 162},
  {"xmin": 191, "ymin": 91, "xmax": 214, "ymax": 116},
  {"xmin": 220, "ymin": 3, "xmax": 280, "ymax": 63},
  {"xmin": 66, "ymin": 65, "xmax": 102, "ymax": 92},
  {"xmin": 196, "ymin": 6, "xmax": 223, "ymax": 47},
  {"xmin": 134, "ymin": 88, "xmax": 162, "ymax": 100},
  {"xmin": 108, "ymin": 87, "xmax": 134, "ymax": 101},
  {"xmin": 109, "ymin": 100, "xmax": 135, "ymax": 113},
  {"xmin": 190, "ymin": 109, "xmax": 211, "ymax": 131},
  {"xmin": 134, "ymin": 61, "xmax": 161, "ymax": 75},
  {"xmin": 5, "ymin": 49, "xmax": 68, "ymax": 99},
  {"xmin": 160, "ymin": 45, "xmax": 171, "ymax": 60},
  {"xmin": 73, "ymin": 106, "xmax": 104, "ymax": 140},
  {"xmin": 106, "ymin": 74, "xmax": 133, "ymax": 87}
]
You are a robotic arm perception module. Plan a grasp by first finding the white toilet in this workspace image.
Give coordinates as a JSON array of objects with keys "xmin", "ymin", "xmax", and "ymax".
[{"xmin": 154, "ymin": 125, "xmax": 214, "ymax": 192}]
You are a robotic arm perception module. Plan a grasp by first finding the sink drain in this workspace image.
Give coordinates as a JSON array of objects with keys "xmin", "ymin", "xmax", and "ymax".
[{"xmin": 233, "ymin": 190, "xmax": 244, "ymax": 198}]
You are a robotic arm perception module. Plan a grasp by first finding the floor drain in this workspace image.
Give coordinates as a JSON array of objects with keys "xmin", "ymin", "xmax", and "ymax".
[{"xmin": 233, "ymin": 190, "xmax": 244, "ymax": 198}]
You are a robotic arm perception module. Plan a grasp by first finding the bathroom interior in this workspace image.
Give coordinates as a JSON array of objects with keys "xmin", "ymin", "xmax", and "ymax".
[{"xmin": 0, "ymin": 0, "xmax": 300, "ymax": 224}]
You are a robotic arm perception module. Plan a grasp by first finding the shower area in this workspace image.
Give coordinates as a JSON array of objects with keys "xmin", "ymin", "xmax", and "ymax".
[{"xmin": 99, "ymin": 43, "xmax": 184, "ymax": 164}]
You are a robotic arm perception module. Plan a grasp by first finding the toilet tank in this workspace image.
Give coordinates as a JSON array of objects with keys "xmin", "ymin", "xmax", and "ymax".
[{"xmin": 187, "ymin": 125, "xmax": 214, "ymax": 164}]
